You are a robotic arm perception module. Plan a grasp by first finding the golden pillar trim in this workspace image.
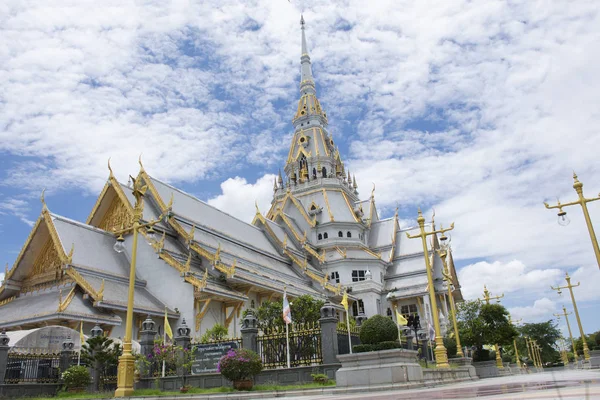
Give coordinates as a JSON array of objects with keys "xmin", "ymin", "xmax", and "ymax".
[
  {"xmin": 406, "ymin": 209, "xmax": 454, "ymax": 368},
  {"xmin": 508, "ymin": 316, "xmax": 522, "ymax": 366},
  {"xmin": 544, "ymin": 173, "xmax": 600, "ymax": 269},
  {"xmin": 439, "ymin": 248, "xmax": 463, "ymax": 358},
  {"xmin": 551, "ymin": 273, "xmax": 590, "ymax": 361}
]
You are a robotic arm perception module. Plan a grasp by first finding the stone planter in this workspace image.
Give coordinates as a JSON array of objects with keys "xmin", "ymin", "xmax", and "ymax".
[
  {"xmin": 472, "ymin": 360, "xmax": 499, "ymax": 379},
  {"xmin": 336, "ymin": 349, "xmax": 422, "ymax": 387},
  {"xmin": 589, "ymin": 350, "xmax": 600, "ymax": 369}
]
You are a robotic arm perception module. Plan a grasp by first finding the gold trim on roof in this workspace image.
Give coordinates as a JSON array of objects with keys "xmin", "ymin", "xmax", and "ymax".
[
  {"xmin": 317, "ymin": 128, "xmax": 330, "ymax": 156},
  {"xmin": 321, "ymin": 189, "xmax": 334, "ymax": 222},
  {"xmin": 335, "ymin": 247, "xmax": 347, "ymax": 259},
  {"xmin": 57, "ymin": 286, "xmax": 76, "ymax": 312},
  {"xmin": 341, "ymin": 191, "xmax": 361, "ymax": 223},
  {"xmin": 0, "ymin": 296, "xmax": 16, "ymax": 307},
  {"xmin": 389, "ymin": 210, "xmax": 399, "ymax": 262},
  {"xmin": 65, "ymin": 267, "xmax": 101, "ymax": 301}
]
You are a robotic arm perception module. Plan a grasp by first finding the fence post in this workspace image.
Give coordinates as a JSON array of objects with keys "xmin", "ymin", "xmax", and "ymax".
[
  {"xmin": 174, "ymin": 318, "xmax": 191, "ymax": 385},
  {"xmin": 240, "ymin": 311, "xmax": 258, "ymax": 353},
  {"xmin": 319, "ymin": 301, "xmax": 339, "ymax": 364},
  {"xmin": 60, "ymin": 336, "xmax": 75, "ymax": 372},
  {"xmin": 139, "ymin": 316, "xmax": 157, "ymax": 379},
  {"xmin": 88, "ymin": 324, "xmax": 104, "ymax": 392},
  {"xmin": 0, "ymin": 330, "xmax": 10, "ymax": 384}
]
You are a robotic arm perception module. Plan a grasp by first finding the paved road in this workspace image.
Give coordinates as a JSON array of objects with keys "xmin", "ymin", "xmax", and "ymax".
[{"xmin": 270, "ymin": 369, "xmax": 600, "ymax": 400}]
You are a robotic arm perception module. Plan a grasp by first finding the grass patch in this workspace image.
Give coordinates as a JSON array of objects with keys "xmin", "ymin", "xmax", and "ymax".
[{"xmin": 26, "ymin": 382, "xmax": 335, "ymax": 400}]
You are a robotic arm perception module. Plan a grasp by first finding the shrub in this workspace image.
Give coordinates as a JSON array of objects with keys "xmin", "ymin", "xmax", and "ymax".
[
  {"xmin": 353, "ymin": 344, "xmax": 374, "ymax": 353},
  {"xmin": 62, "ymin": 365, "xmax": 91, "ymax": 389},
  {"xmin": 373, "ymin": 341, "xmax": 401, "ymax": 351},
  {"xmin": 359, "ymin": 315, "xmax": 397, "ymax": 345},
  {"xmin": 444, "ymin": 337, "xmax": 457, "ymax": 358},
  {"xmin": 474, "ymin": 349, "xmax": 491, "ymax": 362},
  {"xmin": 200, "ymin": 323, "xmax": 229, "ymax": 343},
  {"xmin": 311, "ymin": 373, "xmax": 329, "ymax": 385},
  {"xmin": 218, "ymin": 348, "xmax": 262, "ymax": 382}
]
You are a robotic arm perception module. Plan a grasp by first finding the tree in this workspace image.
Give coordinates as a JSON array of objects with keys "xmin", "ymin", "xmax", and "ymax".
[
  {"xmin": 81, "ymin": 336, "xmax": 122, "ymax": 391},
  {"xmin": 249, "ymin": 295, "xmax": 324, "ymax": 331},
  {"xmin": 456, "ymin": 300, "xmax": 518, "ymax": 361},
  {"xmin": 199, "ymin": 323, "xmax": 228, "ymax": 343},
  {"xmin": 572, "ymin": 331, "xmax": 600, "ymax": 354},
  {"xmin": 515, "ymin": 321, "xmax": 561, "ymax": 364}
]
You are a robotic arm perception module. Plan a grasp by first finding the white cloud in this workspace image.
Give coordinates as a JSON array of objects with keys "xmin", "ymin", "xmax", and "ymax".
[
  {"xmin": 508, "ymin": 298, "xmax": 557, "ymax": 323},
  {"xmin": 458, "ymin": 260, "xmax": 562, "ymax": 301},
  {"xmin": 207, "ymin": 174, "xmax": 276, "ymax": 223},
  {"xmin": 0, "ymin": 197, "xmax": 35, "ymax": 227},
  {"xmin": 1, "ymin": 0, "xmax": 600, "ymax": 330}
]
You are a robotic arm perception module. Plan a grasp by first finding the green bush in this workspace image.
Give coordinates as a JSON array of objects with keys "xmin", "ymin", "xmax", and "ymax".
[
  {"xmin": 62, "ymin": 365, "xmax": 91, "ymax": 389},
  {"xmin": 373, "ymin": 341, "xmax": 401, "ymax": 351},
  {"xmin": 310, "ymin": 373, "xmax": 329, "ymax": 385},
  {"xmin": 444, "ymin": 337, "xmax": 457, "ymax": 358},
  {"xmin": 200, "ymin": 323, "xmax": 229, "ymax": 343},
  {"xmin": 353, "ymin": 344, "xmax": 374, "ymax": 353},
  {"xmin": 359, "ymin": 315, "xmax": 397, "ymax": 345},
  {"xmin": 217, "ymin": 348, "xmax": 262, "ymax": 382}
]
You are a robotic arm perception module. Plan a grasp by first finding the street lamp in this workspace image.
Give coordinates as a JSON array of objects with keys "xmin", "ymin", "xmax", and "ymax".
[
  {"xmin": 544, "ymin": 173, "xmax": 600, "ymax": 269},
  {"xmin": 436, "ymin": 240, "xmax": 464, "ymax": 358},
  {"xmin": 551, "ymin": 273, "xmax": 590, "ymax": 361},
  {"xmin": 508, "ymin": 316, "xmax": 522, "ymax": 367},
  {"xmin": 554, "ymin": 306, "xmax": 578, "ymax": 362},
  {"xmin": 113, "ymin": 170, "xmax": 171, "ymax": 398},
  {"xmin": 480, "ymin": 285, "xmax": 505, "ymax": 369},
  {"xmin": 406, "ymin": 209, "xmax": 454, "ymax": 368}
]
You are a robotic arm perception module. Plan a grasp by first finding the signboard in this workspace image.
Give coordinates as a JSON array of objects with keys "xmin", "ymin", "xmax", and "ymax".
[{"xmin": 191, "ymin": 341, "xmax": 238, "ymax": 374}]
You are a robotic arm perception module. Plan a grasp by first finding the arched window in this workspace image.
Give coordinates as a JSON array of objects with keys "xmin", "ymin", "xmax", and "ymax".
[
  {"xmin": 318, "ymin": 233, "xmax": 323, "ymax": 240},
  {"xmin": 312, "ymin": 168, "xmax": 317, "ymax": 179},
  {"xmin": 338, "ymin": 231, "xmax": 343, "ymax": 238},
  {"xmin": 323, "ymin": 232, "xmax": 329, "ymax": 239},
  {"xmin": 347, "ymin": 231, "xmax": 352, "ymax": 238},
  {"xmin": 299, "ymin": 154, "xmax": 308, "ymax": 172},
  {"xmin": 322, "ymin": 167, "xmax": 327, "ymax": 177}
]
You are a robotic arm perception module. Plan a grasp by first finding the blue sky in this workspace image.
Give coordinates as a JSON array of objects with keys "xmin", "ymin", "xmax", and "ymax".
[{"xmin": 1, "ymin": 0, "xmax": 600, "ymax": 336}]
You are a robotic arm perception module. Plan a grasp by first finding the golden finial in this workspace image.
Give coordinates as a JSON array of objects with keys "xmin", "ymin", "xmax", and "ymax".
[
  {"xmin": 138, "ymin": 154, "xmax": 145, "ymax": 172},
  {"xmin": 255, "ymin": 200, "xmax": 261, "ymax": 215},
  {"xmin": 353, "ymin": 175, "xmax": 357, "ymax": 189},
  {"xmin": 166, "ymin": 193, "xmax": 174, "ymax": 210},
  {"xmin": 214, "ymin": 243, "xmax": 221, "ymax": 261},
  {"xmin": 371, "ymin": 183, "xmax": 375, "ymax": 199},
  {"xmin": 188, "ymin": 225, "xmax": 195, "ymax": 243},
  {"xmin": 107, "ymin": 158, "xmax": 114, "ymax": 177},
  {"xmin": 431, "ymin": 208, "xmax": 436, "ymax": 226},
  {"xmin": 283, "ymin": 234, "xmax": 288, "ymax": 249},
  {"xmin": 40, "ymin": 188, "xmax": 47, "ymax": 210}
]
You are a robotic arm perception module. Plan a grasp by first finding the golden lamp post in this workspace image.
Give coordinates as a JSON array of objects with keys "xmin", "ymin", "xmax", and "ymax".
[
  {"xmin": 544, "ymin": 173, "xmax": 600, "ymax": 270},
  {"xmin": 554, "ymin": 306, "xmax": 578, "ymax": 361},
  {"xmin": 112, "ymin": 165, "xmax": 171, "ymax": 398},
  {"xmin": 437, "ymin": 246, "xmax": 464, "ymax": 358},
  {"xmin": 534, "ymin": 341, "xmax": 543, "ymax": 368},
  {"xmin": 551, "ymin": 273, "xmax": 590, "ymax": 361},
  {"xmin": 508, "ymin": 316, "xmax": 522, "ymax": 367},
  {"xmin": 480, "ymin": 285, "xmax": 504, "ymax": 369},
  {"xmin": 407, "ymin": 209, "xmax": 454, "ymax": 368},
  {"xmin": 524, "ymin": 336, "xmax": 536, "ymax": 368}
]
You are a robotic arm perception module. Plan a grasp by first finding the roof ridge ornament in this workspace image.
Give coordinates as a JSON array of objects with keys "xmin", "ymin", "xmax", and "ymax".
[{"xmin": 40, "ymin": 188, "xmax": 47, "ymax": 211}]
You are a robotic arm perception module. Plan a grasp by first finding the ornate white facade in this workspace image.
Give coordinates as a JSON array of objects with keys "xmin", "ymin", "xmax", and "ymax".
[{"xmin": 0, "ymin": 18, "xmax": 462, "ymax": 340}]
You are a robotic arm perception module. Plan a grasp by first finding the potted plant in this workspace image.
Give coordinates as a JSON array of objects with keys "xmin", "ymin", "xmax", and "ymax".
[
  {"xmin": 62, "ymin": 365, "xmax": 91, "ymax": 393},
  {"xmin": 217, "ymin": 348, "xmax": 262, "ymax": 390}
]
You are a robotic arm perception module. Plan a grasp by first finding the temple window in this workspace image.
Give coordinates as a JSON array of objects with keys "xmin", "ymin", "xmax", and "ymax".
[
  {"xmin": 352, "ymin": 299, "xmax": 365, "ymax": 316},
  {"xmin": 318, "ymin": 233, "xmax": 323, "ymax": 240},
  {"xmin": 321, "ymin": 167, "xmax": 327, "ymax": 177},
  {"xmin": 330, "ymin": 271, "xmax": 340, "ymax": 284},
  {"xmin": 323, "ymin": 232, "xmax": 328, "ymax": 239},
  {"xmin": 347, "ymin": 231, "xmax": 352, "ymax": 238},
  {"xmin": 400, "ymin": 304, "xmax": 418, "ymax": 316},
  {"xmin": 313, "ymin": 168, "xmax": 317, "ymax": 179},
  {"xmin": 352, "ymin": 270, "xmax": 366, "ymax": 282},
  {"xmin": 338, "ymin": 231, "xmax": 343, "ymax": 238}
]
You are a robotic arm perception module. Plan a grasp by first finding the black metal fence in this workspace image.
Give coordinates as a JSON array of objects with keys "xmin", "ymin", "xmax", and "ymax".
[
  {"xmin": 257, "ymin": 323, "xmax": 322, "ymax": 369},
  {"xmin": 336, "ymin": 325, "xmax": 361, "ymax": 355},
  {"xmin": 4, "ymin": 351, "xmax": 62, "ymax": 384}
]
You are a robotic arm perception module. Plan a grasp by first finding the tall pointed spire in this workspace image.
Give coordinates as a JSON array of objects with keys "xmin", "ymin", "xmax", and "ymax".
[{"xmin": 300, "ymin": 15, "xmax": 314, "ymax": 92}]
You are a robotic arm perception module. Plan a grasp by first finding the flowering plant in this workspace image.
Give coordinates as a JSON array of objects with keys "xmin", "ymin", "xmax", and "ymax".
[{"xmin": 217, "ymin": 348, "xmax": 262, "ymax": 381}]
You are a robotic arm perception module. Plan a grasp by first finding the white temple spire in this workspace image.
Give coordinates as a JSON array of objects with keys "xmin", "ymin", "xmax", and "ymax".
[{"xmin": 300, "ymin": 15, "xmax": 315, "ymax": 93}]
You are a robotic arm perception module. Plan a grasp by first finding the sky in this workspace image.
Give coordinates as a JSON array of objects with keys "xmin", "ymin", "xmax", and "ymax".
[{"xmin": 1, "ymin": 0, "xmax": 600, "ymax": 337}]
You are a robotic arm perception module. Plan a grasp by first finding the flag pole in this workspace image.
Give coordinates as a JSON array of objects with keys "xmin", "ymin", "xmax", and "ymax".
[
  {"xmin": 285, "ymin": 321, "xmax": 291, "ymax": 369},
  {"xmin": 345, "ymin": 310, "xmax": 352, "ymax": 354},
  {"xmin": 162, "ymin": 308, "xmax": 166, "ymax": 378}
]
